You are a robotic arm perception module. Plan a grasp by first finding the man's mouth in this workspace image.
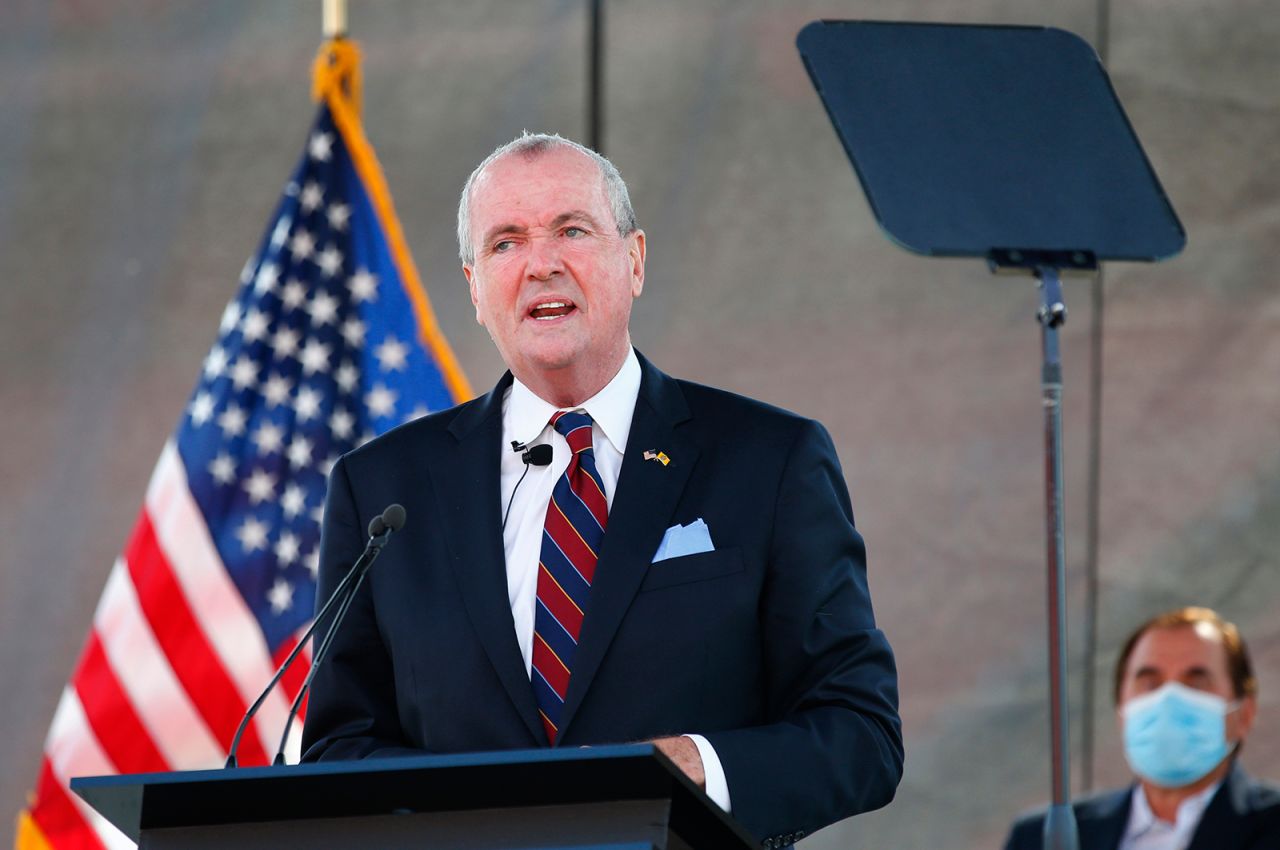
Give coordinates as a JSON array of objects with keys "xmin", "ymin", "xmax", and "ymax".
[{"xmin": 528, "ymin": 300, "xmax": 576, "ymax": 320}]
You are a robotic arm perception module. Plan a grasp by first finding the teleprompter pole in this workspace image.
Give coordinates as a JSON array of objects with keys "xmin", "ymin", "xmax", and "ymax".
[
  {"xmin": 1036, "ymin": 266, "xmax": 1079, "ymax": 850},
  {"xmin": 587, "ymin": 0, "xmax": 604, "ymax": 153},
  {"xmin": 796, "ymin": 22, "xmax": 1186, "ymax": 850}
]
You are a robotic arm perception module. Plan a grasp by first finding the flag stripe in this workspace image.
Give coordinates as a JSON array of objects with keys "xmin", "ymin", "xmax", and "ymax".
[
  {"xmin": 273, "ymin": 633, "xmax": 311, "ymax": 712},
  {"xmin": 268, "ymin": 633, "xmax": 310, "ymax": 762},
  {"xmin": 123, "ymin": 513, "xmax": 269, "ymax": 765},
  {"xmin": 93, "ymin": 558, "xmax": 224, "ymax": 768},
  {"xmin": 27, "ymin": 760, "xmax": 102, "ymax": 850},
  {"xmin": 43, "ymin": 690, "xmax": 135, "ymax": 850},
  {"xmin": 73, "ymin": 631, "xmax": 170, "ymax": 775},
  {"xmin": 147, "ymin": 441, "xmax": 302, "ymax": 750}
]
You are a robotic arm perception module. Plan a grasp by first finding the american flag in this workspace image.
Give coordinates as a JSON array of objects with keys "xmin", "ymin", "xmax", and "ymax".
[{"xmin": 16, "ymin": 41, "xmax": 470, "ymax": 850}]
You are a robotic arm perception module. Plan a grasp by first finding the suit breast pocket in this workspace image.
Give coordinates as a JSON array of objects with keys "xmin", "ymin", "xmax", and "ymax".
[{"xmin": 639, "ymin": 547, "xmax": 745, "ymax": 592}]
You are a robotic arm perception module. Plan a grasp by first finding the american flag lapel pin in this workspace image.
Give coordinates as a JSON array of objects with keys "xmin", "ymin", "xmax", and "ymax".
[{"xmin": 643, "ymin": 449, "xmax": 671, "ymax": 466}]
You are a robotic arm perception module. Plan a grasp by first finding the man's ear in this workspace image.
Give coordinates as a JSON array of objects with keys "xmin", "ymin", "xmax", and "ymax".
[
  {"xmin": 463, "ymin": 264, "xmax": 484, "ymax": 326},
  {"xmin": 1233, "ymin": 694, "xmax": 1258, "ymax": 742},
  {"xmin": 628, "ymin": 229, "xmax": 646, "ymax": 298}
]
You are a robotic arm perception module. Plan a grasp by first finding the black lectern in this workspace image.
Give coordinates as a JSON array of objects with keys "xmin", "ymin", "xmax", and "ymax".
[{"xmin": 72, "ymin": 744, "xmax": 756, "ymax": 849}]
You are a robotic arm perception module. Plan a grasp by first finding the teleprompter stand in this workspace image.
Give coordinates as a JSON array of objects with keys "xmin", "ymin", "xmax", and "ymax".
[
  {"xmin": 72, "ymin": 744, "xmax": 756, "ymax": 850},
  {"xmin": 798, "ymin": 20, "xmax": 1185, "ymax": 850}
]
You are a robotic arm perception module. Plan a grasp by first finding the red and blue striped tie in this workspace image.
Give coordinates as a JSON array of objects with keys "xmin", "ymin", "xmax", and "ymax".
[{"xmin": 532, "ymin": 410, "xmax": 608, "ymax": 744}]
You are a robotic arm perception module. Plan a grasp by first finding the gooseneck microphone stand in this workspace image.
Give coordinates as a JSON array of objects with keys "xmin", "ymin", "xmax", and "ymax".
[
  {"xmin": 226, "ymin": 503, "xmax": 406, "ymax": 768},
  {"xmin": 272, "ymin": 543, "xmax": 377, "ymax": 764}
]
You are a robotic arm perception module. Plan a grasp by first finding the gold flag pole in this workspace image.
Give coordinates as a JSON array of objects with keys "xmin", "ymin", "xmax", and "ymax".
[{"xmin": 323, "ymin": 0, "xmax": 348, "ymax": 38}]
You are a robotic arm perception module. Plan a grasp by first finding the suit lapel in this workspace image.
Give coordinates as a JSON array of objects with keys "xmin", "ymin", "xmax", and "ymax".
[
  {"xmin": 432, "ymin": 374, "xmax": 545, "ymax": 744},
  {"xmin": 557, "ymin": 356, "xmax": 697, "ymax": 740},
  {"xmin": 1076, "ymin": 787, "xmax": 1131, "ymax": 850},
  {"xmin": 1187, "ymin": 763, "xmax": 1249, "ymax": 850}
]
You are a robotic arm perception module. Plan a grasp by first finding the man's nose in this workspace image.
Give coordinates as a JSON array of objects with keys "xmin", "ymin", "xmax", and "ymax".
[{"xmin": 525, "ymin": 234, "xmax": 564, "ymax": 280}]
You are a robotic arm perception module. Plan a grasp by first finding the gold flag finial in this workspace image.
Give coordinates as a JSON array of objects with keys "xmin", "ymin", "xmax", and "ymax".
[{"xmin": 312, "ymin": 36, "xmax": 361, "ymax": 116}]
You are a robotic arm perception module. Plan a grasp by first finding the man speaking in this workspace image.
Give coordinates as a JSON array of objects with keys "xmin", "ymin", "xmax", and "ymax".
[{"xmin": 301, "ymin": 133, "xmax": 903, "ymax": 844}]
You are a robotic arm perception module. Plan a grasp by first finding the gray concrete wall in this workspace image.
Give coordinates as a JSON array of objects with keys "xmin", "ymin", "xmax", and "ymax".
[{"xmin": 2, "ymin": 2, "xmax": 1277, "ymax": 847}]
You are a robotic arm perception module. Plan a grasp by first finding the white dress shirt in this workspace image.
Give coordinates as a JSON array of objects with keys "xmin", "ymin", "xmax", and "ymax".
[
  {"xmin": 1119, "ymin": 780, "xmax": 1221, "ymax": 850},
  {"xmin": 498, "ymin": 347, "xmax": 731, "ymax": 812}
]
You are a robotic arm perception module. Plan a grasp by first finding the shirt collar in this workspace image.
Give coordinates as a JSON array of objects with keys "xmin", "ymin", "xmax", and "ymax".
[
  {"xmin": 1124, "ymin": 779, "xmax": 1223, "ymax": 842},
  {"xmin": 505, "ymin": 347, "xmax": 641, "ymax": 454}
]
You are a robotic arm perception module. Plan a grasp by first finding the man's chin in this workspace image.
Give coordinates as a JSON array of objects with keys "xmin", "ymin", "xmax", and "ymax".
[
  {"xmin": 508, "ymin": 345, "xmax": 587, "ymax": 379},
  {"xmin": 512, "ymin": 329, "xmax": 586, "ymax": 362},
  {"xmin": 501, "ymin": 333, "xmax": 630, "ymax": 395}
]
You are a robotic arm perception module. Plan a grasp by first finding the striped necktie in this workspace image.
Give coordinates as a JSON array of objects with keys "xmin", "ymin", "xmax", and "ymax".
[{"xmin": 531, "ymin": 410, "xmax": 608, "ymax": 744}]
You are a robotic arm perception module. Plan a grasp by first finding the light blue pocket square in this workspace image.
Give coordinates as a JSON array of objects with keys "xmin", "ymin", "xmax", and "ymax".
[{"xmin": 652, "ymin": 518, "xmax": 715, "ymax": 562}]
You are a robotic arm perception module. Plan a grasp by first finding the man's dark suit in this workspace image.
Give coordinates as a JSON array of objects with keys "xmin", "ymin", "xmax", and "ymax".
[
  {"xmin": 1004, "ymin": 763, "xmax": 1280, "ymax": 850},
  {"xmin": 300, "ymin": 353, "xmax": 903, "ymax": 843}
]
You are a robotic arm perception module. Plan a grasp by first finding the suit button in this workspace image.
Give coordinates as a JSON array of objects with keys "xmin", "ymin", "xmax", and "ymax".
[
  {"xmin": 762, "ymin": 840, "xmax": 775, "ymax": 849},
  {"xmin": 795, "ymin": 830, "xmax": 806, "ymax": 840},
  {"xmin": 783, "ymin": 834, "xmax": 794, "ymax": 845}
]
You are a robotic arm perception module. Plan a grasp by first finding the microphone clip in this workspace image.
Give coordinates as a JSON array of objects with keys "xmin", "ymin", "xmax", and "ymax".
[{"xmin": 511, "ymin": 440, "xmax": 552, "ymax": 467}]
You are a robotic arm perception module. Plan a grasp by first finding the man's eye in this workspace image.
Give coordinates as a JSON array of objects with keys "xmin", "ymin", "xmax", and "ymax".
[
  {"xmin": 563, "ymin": 227, "xmax": 585, "ymax": 238},
  {"xmin": 493, "ymin": 240, "xmax": 514, "ymax": 252}
]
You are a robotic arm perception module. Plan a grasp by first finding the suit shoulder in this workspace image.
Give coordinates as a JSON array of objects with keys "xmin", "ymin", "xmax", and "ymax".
[
  {"xmin": 673, "ymin": 378, "xmax": 820, "ymax": 436},
  {"xmin": 667, "ymin": 378, "xmax": 846, "ymax": 477},
  {"xmin": 1004, "ymin": 809, "xmax": 1043, "ymax": 850},
  {"xmin": 340, "ymin": 395, "xmax": 484, "ymax": 470},
  {"xmin": 1073, "ymin": 785, "xmax": 1135, "ymax": 817},
  {"xmin": 1243, "ymin": 772, "xmax": 1280, "ymax": 811},
  {"xmin": 1005, "ymin": 787, "xmax": 1130, "ymax": 849}
]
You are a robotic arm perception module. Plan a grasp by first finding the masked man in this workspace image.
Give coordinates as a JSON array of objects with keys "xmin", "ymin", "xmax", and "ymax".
[{"xmin": 1005, "ymin": 607, "xmax": 1280, "ymax": 850}]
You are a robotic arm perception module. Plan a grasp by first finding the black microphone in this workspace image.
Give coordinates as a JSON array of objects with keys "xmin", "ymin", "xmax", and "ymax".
[
  {"xmin": 368, "ymin": 502, "xmax": 407, "ymax": 536},
  {"xmin": 522, "ymin": 444, "xmax": 553, "ymax": 467},
  {"xmin": 225, "ymin": 503, "xmax": 406, "ymax": 768},
  {"xmin": 502, "ymin": 442, "xmax": 553, "ymax": 531}
]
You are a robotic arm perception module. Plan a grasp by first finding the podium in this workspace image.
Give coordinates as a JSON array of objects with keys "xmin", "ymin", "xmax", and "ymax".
[{"xmin": 71, "ymin": 744, "xmax": 757, "ymax": 850}]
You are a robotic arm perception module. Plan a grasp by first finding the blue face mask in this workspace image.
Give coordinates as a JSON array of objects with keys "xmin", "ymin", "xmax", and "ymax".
[{"xmin": 1122, "ymin": 681, "xmax": 1237, "ymax": 788}]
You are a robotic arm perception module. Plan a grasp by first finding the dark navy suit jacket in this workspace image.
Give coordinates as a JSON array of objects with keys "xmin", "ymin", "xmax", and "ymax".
[
  {"xmin": 300, "ymin": 353, "xmax": 903, "ymax": 843},
  {"xmin": 1004, "ymin": 763, "xmax": 1280, "ymax": 850}
]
